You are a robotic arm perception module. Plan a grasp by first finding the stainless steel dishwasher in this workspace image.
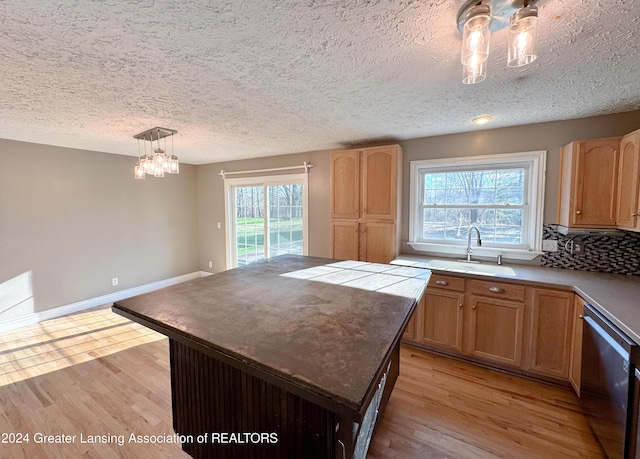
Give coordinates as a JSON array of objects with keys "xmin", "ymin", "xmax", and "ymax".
[{"xmin": 581, "ymin": 303, "xmax": 640, "ymax": 458}]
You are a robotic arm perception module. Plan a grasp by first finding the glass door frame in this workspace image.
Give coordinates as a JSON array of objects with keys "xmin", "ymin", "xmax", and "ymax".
[{"xmin": 223, "ymin": 173, "xmax": 309, "ymax": 269}]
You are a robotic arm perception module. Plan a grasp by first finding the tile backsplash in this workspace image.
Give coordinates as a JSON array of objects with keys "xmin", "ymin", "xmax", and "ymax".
[{"xmin": 540, "ymin": 224, "xmax": 640, "ymax": 275}]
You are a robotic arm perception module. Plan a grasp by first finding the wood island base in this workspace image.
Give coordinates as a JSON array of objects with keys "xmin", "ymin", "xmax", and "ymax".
[{"xmin": 169, "ymin": 338, "xmax": 399, "ymax": 459}]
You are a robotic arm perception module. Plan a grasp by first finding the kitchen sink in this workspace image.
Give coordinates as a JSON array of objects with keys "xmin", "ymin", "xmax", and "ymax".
[{"xmin": 424, "ymin": 259, "xmax": 517, "ymax": 277}]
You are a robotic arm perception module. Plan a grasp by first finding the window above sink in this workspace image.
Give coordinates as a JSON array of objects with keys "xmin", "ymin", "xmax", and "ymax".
[{"xmin": 408, "ymin": 151, "xmax": 546, "ymax": 261}]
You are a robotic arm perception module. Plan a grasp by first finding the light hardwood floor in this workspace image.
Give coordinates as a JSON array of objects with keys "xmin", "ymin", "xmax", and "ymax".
[{"xmin": 0, "ymin": 308, "xmax": 605, "ymax": 458}]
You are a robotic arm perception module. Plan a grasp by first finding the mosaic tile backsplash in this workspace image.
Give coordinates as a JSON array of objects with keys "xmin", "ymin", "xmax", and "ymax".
[{"xmin": 540, "ymin": 224, "xmax": 640, "ymax": 275}]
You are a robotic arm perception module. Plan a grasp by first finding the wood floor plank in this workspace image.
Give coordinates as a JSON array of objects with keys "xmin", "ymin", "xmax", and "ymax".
[{"xmin": 0, "ymin": 308, "xmax": 605, "ymax": 458}]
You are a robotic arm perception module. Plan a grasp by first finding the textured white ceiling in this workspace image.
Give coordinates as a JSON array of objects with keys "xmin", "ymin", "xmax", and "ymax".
[{"xmin": 1, "ymin": 0, "xmax": 639, "ymax": 164}]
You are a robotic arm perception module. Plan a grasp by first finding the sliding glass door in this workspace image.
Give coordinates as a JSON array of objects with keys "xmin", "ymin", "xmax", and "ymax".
[{"xmin": 225, "ymin": 175, "xmax": 308, "ymax": 268}]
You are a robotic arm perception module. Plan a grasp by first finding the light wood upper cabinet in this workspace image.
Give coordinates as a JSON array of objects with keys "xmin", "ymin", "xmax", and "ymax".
[
  {"xmin": 360, "ymin": 147, "xmax": 398, "ymax": 220},
  {"xmin": 330, "ymin": 144, "xmax": 402, "ymax": 263},
  {"xmin": 557, "ymin": 137, "xmax": 621, "ymax": 227},
  {"xmin": 330, "ymin": 145, "xmax": 401, "ymax": 220},
  {"xmin": 569, "ymin": 295, "xmax": 586, "ymax": 396},
  {"xmin": 525, "ymin": 288, "xmax": 575, "ymax": 380},
  {"xmin": 616, "ymin": 129, "xmax": 640, "ymax": 231},
  {"xmin": 330, "ymin": 151, "xmax": 360, "ymax": 219}
]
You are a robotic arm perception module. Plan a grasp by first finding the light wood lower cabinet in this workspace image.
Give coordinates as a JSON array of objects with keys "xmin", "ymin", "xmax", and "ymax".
[
  {"xmin": 403, "ymin": 274, "xmax": 579, "ymax": 384},
  {"xmin": 330, "ymin": 220, "xmax": 396, "ymax": 263},
  {"xmin": 524, "ymin": 289, "xmax": 575, "ymax": 379},
  {"xmin": 331, "ymin": 221, "xmax": 359, "ymax": 261},
  {"xmin": 467, "ymin": 294, "xmax": 525, "ymax": 367},
  {"xmin": 420, "ymin": 289, "xmax": 464, "ymax": 352},
  {"xmin": 403, "ymin": 308, "xmax": 417, "ymax": 341},
  {"xmin": 569, "ymin": 295, "xmax": 586, "ymax": 395}
]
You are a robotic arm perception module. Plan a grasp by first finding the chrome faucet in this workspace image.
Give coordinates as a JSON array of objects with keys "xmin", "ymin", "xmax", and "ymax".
[{"xmin": 466, "ymin": 226, "xmax": 482, "ymax": 262}]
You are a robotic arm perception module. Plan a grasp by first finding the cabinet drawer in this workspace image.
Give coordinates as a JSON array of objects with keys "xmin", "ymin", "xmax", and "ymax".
[
  {"xmin": 470, "ymin": 279, "xmax": 525, "ymax": 302},
  {"xmin": 428, "ymin": 274, "xmax": 466, "ymax": 292}
]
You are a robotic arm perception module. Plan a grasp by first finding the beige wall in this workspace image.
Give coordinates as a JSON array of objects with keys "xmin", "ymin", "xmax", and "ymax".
[
  {"xmin": 0, "ymin": 139, "xmax": 200, "ymax": 320},
  {"xmin": 196, "ymin": 110, "xmax": 640, "ymax": 271}
]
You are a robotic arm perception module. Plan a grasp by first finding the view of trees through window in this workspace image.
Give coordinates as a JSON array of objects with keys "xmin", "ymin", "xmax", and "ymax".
[
  {"xmin": 421, "ymin": 168, "xmax": 526, "ymax": 246},
  {"xmin": 233, "ymin": 183, "xmax": 303, "ymax": 267}
]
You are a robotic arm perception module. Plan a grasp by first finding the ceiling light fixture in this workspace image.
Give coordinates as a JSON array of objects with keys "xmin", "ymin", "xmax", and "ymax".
[
  {"xmin": 133, "ymin": 127, "xmax": 179, "ymax": 179},
  {"xmin": 472, "ymin": 115, "xmax": 494, "ymax": 125},
  {"xmin": 457, "ymin": 0, "xmax": 539, "ymax": 84}
]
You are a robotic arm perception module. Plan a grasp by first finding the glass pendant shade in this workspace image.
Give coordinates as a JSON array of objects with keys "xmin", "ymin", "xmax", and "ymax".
[
  {"xmin": 461, "ymin": 4, "xmax": 491, "ymax": 84},
  {"xmin": 508, "ymin": 6, "xmax": 538, "ymax": 67},
  {"xmin": 169, "ymin": 155, "xmax": 180, "ymax": 174},
  {"xmin": 134, "ymin": 160, "xmax": 146, "ymax": 179},
  {"xmin": 462, "ymin": 56, "xmax": 488, "ymax": 84}
]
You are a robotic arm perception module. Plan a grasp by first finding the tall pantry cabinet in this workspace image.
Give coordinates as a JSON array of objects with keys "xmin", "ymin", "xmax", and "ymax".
[{"xmin": 330, "ymin": 145, "xmax": 403, "ymax": 263}]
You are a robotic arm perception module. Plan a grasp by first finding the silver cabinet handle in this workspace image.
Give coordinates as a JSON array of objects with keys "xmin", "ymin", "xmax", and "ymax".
[
  {"xmin": 489, "ymin": 286, "xmax": 505, "ymax": 293},
  {"xmin": 576, "ymin": 210, "xmax": 582, "ymax": 215},
  {"xmin": 579, "ymin": 315, "xmax": 584, "ymax": 319},
  {"xmin": 632, "ymin": 213, "xmax": 639, "ymax": 217},
  {"xmin": 435, "ymin": 280, "xmax": 449, "ymax": 286}
]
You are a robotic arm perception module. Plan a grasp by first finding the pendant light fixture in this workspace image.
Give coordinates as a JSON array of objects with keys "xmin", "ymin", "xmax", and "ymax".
[
  {"xmin": 456, "ymin": 0, "xmax": 540, "ymax": 84},
  {"xmin": 507, "ymin": 5, "xmax": 539, "ymax": 67},
  {"xmin": 461, "ymin": 4, "xmax": 491, "ymax": 84},
  {"xmin": 133, "ymin": 127, "xmax": 179, "ymax": 179}
]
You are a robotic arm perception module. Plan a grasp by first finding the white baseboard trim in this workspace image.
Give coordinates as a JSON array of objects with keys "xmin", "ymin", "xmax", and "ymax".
[{"xmin": 0, "ymin": 271, "xmax": 210, "ymax": 333}]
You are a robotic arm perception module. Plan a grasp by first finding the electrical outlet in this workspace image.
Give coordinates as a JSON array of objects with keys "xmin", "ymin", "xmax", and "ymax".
[
  {"xmin": 208, "ymin": 261, "xmax": 213, "ymax": 268},
  {"xmin": 542, "ymin": 239, "xmax": 558, "ymax": 252},
  {"xmin": 572, "ymin": 241, "xmax": 585, "ymax": 256},
  {"xmin": 217, "ymin": 222, "xmax": 221, "ymax": 229},
  {"xmin": 112, "ymin": 277, "xmax": 119, "ymax": 286}
]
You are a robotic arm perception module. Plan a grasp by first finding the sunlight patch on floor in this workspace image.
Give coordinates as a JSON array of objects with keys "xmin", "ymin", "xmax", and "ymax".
[{"xmin": 0, "ymin": 308, "xmax": 165, "ymax": 386}]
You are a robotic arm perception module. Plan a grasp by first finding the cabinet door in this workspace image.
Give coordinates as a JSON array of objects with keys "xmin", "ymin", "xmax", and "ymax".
[
  {"xmin": 330, "ymin": 221, "xmax": 359, "ymax": 261},
  {"xmin": 525, "ymin": 289, "xmax": 574, "ymax": 380},
  {"xmin": 330, "ymin": 150, "xmax": 360, "ymax": 219},
  {"xmin": 467, "ymin": 295, "xmax": 525, "ymax": 367},
  {"xmin": 403, "ymin": 308, "xmax": 418, "ymax": 342},
  {"xmin": 419, "ymin": 289, "xmax": 464, "ymax": 352},
  {"xmin": 360, "ymin": 221, "xmax": 396, "ymax": 263},
  {"xmin": 569, "ymin": 296, "xmax": 586, "ymax": 396},
  {"xmin": 361, "ymin": 146, "xmax": 397, "ymax": 220},
  {"xmin": 616, "ymin": 130, "xmax": 640, "ymax": 230},
  {"xmin": 570, "ymin": 138, "xmax": 620, "ymax": 227}
]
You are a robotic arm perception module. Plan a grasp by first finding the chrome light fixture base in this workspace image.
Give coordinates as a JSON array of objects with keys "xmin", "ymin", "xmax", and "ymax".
[
  {"xmin": 133, "ymin": 127, "xmax": 177, "ymax": 142},
  {"xmin": 456, "ymin": 0, "xmax": 538, "ymax": 33}
]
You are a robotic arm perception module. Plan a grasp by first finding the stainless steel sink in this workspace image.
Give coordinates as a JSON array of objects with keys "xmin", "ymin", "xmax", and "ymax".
[{"xmin": 425, "ymin": 259, "xmax": 517, "ymax": 277}]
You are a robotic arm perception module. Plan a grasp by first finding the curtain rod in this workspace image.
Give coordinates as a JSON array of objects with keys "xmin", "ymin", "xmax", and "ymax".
[{"xmin": 219, "ymin": 162, "xmax": 314, "ymax": 180}]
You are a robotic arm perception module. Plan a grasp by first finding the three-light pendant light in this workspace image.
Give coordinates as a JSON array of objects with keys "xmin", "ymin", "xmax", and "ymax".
[{"xmin": 457, "ymin": 0, "xmax": 539, "ymax": 84}]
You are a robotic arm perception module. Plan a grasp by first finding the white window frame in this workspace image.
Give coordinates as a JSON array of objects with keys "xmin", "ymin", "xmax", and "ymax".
[
  {"xmin": 408, "ymin": 151, "xmax": 546, "ymax": 261},
  {"xmin": 224, "ymin": 173, "xmax": 309, "ymax": 269}
]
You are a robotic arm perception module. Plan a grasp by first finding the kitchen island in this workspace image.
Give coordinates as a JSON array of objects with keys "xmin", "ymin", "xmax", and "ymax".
[{"xmin": 112, "ymin": 255, "xmax": 428, "ymax": 459}]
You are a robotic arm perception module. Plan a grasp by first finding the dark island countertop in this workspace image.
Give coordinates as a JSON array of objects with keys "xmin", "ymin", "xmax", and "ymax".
[
  {"xmin": 112, "ymin": 255, "xmax": 428, "ymax": 422},
  {"xmin": 392, "ymin": 254, "xmax": 640, "ymax": 345}
]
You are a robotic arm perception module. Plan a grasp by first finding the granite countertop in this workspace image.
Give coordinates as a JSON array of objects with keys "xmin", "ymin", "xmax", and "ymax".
[
  {"xmin": 113, "ymin": 255, "xmax": 428, "ymax": 421},
  {"xmin": 392, "ymin": 254, "xmax": 640, "ymax": 344}
]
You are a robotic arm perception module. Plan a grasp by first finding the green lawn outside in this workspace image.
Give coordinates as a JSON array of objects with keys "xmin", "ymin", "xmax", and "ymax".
[{"xmin": 236, "ymin": 217, "xmax": 303, "ymax": 258}]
